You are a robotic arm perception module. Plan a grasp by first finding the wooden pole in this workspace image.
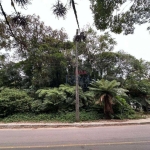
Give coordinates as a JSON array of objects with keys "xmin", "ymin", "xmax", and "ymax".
[{"xmin": 75, "ymin": 29, "xmax": 79, "ymax": 122}]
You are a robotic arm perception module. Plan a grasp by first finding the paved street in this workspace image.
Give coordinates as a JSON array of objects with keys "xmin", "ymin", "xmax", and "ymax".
[{"xmin": 0, "ymin": 125, "xmax": 150, "ymax": 150}]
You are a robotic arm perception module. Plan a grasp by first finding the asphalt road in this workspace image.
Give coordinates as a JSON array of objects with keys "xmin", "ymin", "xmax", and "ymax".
[{"xmin": 0, "ymin": 125, "xmax": 150, "ymax": 150}]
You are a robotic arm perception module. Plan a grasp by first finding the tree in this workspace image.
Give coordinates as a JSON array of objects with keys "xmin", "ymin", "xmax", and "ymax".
[
  {"xmin": 0, "ymin": 53, "xmax": 23, "ymax": 88},
  {"xmin": 76, "ymin": 26, "xmax": 117, "ymax": 78},
  {"xmin": 91, "ymin": 50, "xmax": 149, "ymax": 84},
  {"xmin": 97, "ymin": 51, "xmax": 141, "ymax": 82},
  {"xmin": 88, "ymin": 79, "xmax": 128, "ymax": 119},
  {"xmin": 0, "ymin": 14, "xmax": 71, "ymax": 89},
  {"xmin": 90, "ymin": 0, "xmax": 150, "ymax": 34},
  {"xmin": 1, "ymin": 0, "xmax": 149, "ymax": 36},
  {"xmin": 124, "ymin": 68, "xmax": 150, "ymax": 112},
  {"xmin": 0, "ymin": 15, "xmax": 68, "ymax": 54},
  {"xmin": 0, "ymin": 0, "xmax": 80, "ymax": 41},
  {"xmin": 1, "ymin": 62, "xmax": 22, "ymax": 88},
  {"xmin": 0, "ymin": 0, "xmax": 30, "ymax": 43}
]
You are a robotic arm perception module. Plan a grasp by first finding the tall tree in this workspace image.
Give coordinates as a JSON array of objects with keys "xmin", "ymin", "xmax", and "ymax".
[
  {"xmin": 0, "ymin": 15, "xmax": 68, "ymax": 55},
  {"xmin": 77, "ymin": 26, "xmax": 117, "ymax": 78},
  {"xmin": 0, "ymin": 14, "xmax": 71, "ymax": 89}
]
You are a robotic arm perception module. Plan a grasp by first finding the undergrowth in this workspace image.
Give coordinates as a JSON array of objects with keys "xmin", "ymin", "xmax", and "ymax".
[
  {"xmin": 0, "ymin": 111, "xmax": 145, "ymax": 123},
  {"xmin": 0, "ymin": 111, "xmax": 101, "ymax": 123}
]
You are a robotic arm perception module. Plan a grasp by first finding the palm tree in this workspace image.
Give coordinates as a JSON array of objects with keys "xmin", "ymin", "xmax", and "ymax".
[
  {"xmin": 52, "ymin": 0, "xmax": 80, "ymax": 29},
  {"xmin": 89, "ymin": 79, "xmax": 128, "ymax": 119}
]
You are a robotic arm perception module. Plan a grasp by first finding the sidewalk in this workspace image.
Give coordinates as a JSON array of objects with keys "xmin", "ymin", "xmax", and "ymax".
[{"xmin": 0, "ymin": 118, "xmax": 150, "ymax": 129}]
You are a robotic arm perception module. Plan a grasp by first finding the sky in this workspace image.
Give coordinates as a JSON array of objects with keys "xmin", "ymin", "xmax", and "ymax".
[{"xmin": 1, "ymin": 0, "xmax": 150, "ymax": 61}]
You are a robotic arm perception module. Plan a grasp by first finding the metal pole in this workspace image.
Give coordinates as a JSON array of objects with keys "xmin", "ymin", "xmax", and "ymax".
[{"xmin": 75, "ymin": 29, "xmax": 79, "ymax": 122}]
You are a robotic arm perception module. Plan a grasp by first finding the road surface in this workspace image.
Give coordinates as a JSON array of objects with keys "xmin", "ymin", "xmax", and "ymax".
[{"xmin": 0, "ymin": 124, "xmax": 150, "ymax": 150}]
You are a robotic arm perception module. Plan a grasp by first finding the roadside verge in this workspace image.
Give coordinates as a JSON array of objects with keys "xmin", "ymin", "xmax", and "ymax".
[{"xmin": 0, "ymin": 118, "xmax": 150, "ymax": 129}]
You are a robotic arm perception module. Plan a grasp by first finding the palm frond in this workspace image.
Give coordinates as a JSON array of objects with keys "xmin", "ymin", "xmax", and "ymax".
[
  {"xmin": 59, "ymin": 84, "xmax": 76, "ymax": 95},
  {"xmin": 89, "ymin": 79, "xmax": 127, "ymax": 98},
  {"xmin": 13, "ymin": 0, "xmax": 31, "ymax": 7},
  {"xmin": 115, "ymin": 88, "xmax": 128, "ymax": 97},
  {"xmin": 52, "ymin": 0, "xmax": 80, "ymax": 29},
  {"xmin": 36, "ymin": 88, "xmax": 66, "ymax": 104},
  {"xmin": 107, "ymin": 80, "xmax": 120, "ymax": 90},
  {"xmin": 52, "ymin": 0, "xmax": 67, "ymax": 18}
]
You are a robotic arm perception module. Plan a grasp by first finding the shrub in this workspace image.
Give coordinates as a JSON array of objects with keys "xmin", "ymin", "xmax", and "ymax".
[
  {"xmin": 0, "ymin": 88, "xmax": 33, "ymax": 117},
  {"xmin": 113, "ymin": 96, "xmax": 135, "ymax": 119},
  {"xmin": 31, "ymin": 88, "xmax": 66, "ymax": 113}
]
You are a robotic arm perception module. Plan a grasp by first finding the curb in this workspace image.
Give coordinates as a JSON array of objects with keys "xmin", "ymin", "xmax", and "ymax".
[{"xmin": 0, "ymin": 121, "xmax": 150, "ymax": 129}]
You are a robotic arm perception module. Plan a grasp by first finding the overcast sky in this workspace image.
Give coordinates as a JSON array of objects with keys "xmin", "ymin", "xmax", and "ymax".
[{"xmin": 2, "ymin": 0, "xmax": 150, "ymax": 61}]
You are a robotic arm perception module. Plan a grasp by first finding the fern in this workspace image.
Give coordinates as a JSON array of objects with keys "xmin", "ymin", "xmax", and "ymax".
[
  {"xmin": 89, "ymin": 79, "xmax": 127, "ymax": 97},
  {"xmin": 88, "ymin": 79, "xmax": 128, "ymax": 118}
]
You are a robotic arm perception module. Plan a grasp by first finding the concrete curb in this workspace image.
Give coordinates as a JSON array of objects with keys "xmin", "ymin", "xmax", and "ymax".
[{"xmin": 0, "ymin": 119, "xmax": 150, "ymax": 129}]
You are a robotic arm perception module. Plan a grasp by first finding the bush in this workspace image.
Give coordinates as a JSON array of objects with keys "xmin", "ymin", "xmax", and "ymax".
[
  {"xmin": 31, "ymin": 88, "xmax": 66, "ymax": 113},
  {"xmin": 31, "ymin": 99, "xmax": 59, "ymax": 113},
  {"xmin": 0, "ymin": 88, "xmax": 33, "ymax": 117},
  {"xmin": 113, "ymin": 96, "xmax": 135, "ymax": 119}
]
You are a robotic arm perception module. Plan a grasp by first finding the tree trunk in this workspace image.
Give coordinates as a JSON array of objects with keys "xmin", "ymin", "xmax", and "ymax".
[{"xmin": 104, "ymin": 94, "xmax": 113, "ymax": 119}]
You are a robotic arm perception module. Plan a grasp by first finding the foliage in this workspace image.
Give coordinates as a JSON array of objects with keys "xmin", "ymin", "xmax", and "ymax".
[
  {"xmin": 31, "ymin": 84, "xmax": 95, "ymax": 113},
  {"xmin": 0, "ymin": 0, "xmax": 79, "ymax": 44},
  {"xmin": 89, "ymin": 79, "xmax": 128, "ymax": 98},
  {"xmin": 0, "ymin": 15, "xmax": 70, "ymax": 89},
  {"xmin": 76, "ymin": 26, "xmax": 117, "ymax": 79},
  {"xmin": 0, "ymin": 14, "xmax": 68, "ymax": 53},
  {"xmin": 31, "ymin": 87, "xmax": 66, "ymax": 113},
  {"xmin": 52, "ymin": 0, "xmax": 68, "ymax": 18},
  {"xmin": 59, "ymin": 84, "xmax": 95, "ymax": 109},
  {"xmin": 0, "ymin": 88, "xmax": 32, "ymax": 117},
  {"xmin": 113, "ymin": 96, "xmax": 135, "ymax": 119},
  {"xmin": 88, "ymin": 79, "xmax": 128, "ymax": 119},
  {"xmin": 0, "ymin": 111, "xmax": 102, "ymax": 123},
  {"xmin": 0, "ymin": 15, "xmax": 150, "ymax": 119},
  {"xmin": 0, "ymin": 62, "xmax": 22, "ymax": 88},
  {"xmin": 59, "ymin": 84, "xmax": 76, "ymax": 110},
  {"xmin": 124, "ymin": 76, "xmax": 150, "ymax": 112},
  {"xmin": 90, "ymin": 0, "xmax": 150, "ymax": 34},
  {"xmin": 0, "ymin": 109, "xmax": 143, "ymax": 123}
]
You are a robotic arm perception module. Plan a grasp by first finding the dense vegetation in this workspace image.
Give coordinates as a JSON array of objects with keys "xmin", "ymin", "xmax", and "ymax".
[{"xmin": 0, "ymin": 15, "xmax": 150, "ymax": 122}]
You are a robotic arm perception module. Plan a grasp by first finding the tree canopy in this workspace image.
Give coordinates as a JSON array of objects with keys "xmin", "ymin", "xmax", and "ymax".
[
  {"xmin": 90, "ymin": 0, "xmax": 150, "ymax": 34},
  {"xmin": 0, "ymin": 0, "xmax": 149, "ymax": 37}
]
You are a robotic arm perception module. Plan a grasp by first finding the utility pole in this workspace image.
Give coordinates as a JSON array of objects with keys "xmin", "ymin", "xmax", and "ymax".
[
  {"xmin": 75, "ymin": 29, "xmax": 79, "ymax": 122},
  {"xmin": 74, "ymin": 29, "xmax": 86, "ymax": 122}
]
